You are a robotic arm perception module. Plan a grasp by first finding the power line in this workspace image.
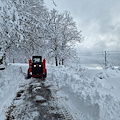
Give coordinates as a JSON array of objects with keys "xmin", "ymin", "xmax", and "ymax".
[
  {"xmin": 77, "ymin": 52, "xmax": 103, "ymax": 56},
  {"xmin": 78, "ymin": 51, "xmax": 120, "ymax": 55},
  {"xmin": 77, "ymin": 51, "xmax": 120, "ymax": 68},
  {"xmin": 108, "ymin": 51, "xmax": 120, "ymax": 53}
]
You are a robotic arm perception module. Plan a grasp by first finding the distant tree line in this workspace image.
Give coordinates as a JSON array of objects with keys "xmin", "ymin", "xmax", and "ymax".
[{"xmin": 0, "ymin": 0, "xmax": 83, "ymax": 66}]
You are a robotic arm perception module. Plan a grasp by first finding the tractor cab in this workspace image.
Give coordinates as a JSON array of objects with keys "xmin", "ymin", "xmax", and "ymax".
[
  {"xmin": 32, "ymin": 56, "xmax": 42, "ymax": 63},
  {"xmin": 27, "ymin": 56, "xmax": 47, "ymax": 78}
]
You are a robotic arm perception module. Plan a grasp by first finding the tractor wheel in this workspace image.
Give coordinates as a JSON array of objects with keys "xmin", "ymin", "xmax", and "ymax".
[
  {"xmin": 27, "ymin": 69, "xmax": 31, "ymax": 79},
  {"xmin": 44, "ymin": 69, "xmax": 47, "ymax": 78}
]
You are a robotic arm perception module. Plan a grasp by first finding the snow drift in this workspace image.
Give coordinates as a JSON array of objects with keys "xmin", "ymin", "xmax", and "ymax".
[{"xmin": 48, "ymin": 64, "xmax": 120, "ymax": 120}]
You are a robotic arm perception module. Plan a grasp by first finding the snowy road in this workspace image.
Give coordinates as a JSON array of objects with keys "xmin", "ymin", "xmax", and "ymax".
[{"xmin": 6, "ymin": 78, "xmax": 74, "ymax": 120}]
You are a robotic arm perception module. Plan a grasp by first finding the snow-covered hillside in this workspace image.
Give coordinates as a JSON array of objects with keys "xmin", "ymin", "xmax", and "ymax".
[{"xmin": 0, "ymin": 63, "xmax": 120, "ymax": 120}]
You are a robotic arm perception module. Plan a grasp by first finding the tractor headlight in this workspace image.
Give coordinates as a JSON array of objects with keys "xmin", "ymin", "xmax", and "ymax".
[
  {"xmin": 34, "ymin": 65, "xmax": 36, "ymax": 67},
  {"xmin": 39, "ymin": 65, "xmax": 41, "ymax": 67}
]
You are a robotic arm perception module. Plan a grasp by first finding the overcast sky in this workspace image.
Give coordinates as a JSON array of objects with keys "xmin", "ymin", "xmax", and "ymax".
[{"xmin": 44, "ymin": 0, "xmax": 120, "ymax": 52}]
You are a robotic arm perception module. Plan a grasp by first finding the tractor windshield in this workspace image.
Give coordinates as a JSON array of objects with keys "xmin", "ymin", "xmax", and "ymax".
[{"xmin": 32, "ymin": 58, "xmax": 41, "ymax": 63}]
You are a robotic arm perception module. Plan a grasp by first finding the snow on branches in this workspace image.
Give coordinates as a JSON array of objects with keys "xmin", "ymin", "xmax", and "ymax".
[{"xmin": 0, "ymin": 0, "xmax": 83, "ymax": 65}]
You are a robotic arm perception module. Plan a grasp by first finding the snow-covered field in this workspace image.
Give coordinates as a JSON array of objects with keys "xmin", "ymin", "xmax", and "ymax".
[{"xmin": 0, "ymin": 63, "xmax": 120, "ymax": 120}]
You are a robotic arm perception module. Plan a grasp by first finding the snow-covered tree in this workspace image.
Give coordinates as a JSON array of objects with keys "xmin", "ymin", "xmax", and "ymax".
[
  {"xmin": 9, "ymin": 0, "xmax": 48, "ymax": 57},
  {"xmin": 60, "ymin": 11, "xmax": 82, "ymax": 65},
  {"xmin": 0, "ymin": 3, "xmax": 20, "ymax": 64},
  {"xmin": 0, "ymin": 0, "xmax": 83, "ymax": 66},
  {"xmin": 44, "ymin": 9, "xmax": 83, "ymax": 66}
]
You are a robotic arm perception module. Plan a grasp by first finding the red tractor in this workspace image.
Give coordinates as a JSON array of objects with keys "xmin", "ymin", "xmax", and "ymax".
[{"xmin": 27, "ymin": 56, "xmax": 47, "ymax": 78}]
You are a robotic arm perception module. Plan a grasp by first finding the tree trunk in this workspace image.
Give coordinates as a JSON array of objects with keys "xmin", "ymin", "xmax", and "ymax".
[
  {"xmin": 59, "ymin": 61, "xmax": 61, "ymax": 65},
  {"xmin": 13, "ymin": 58, "xmax": 15, "ymax": 63},
  {"xmin": 62, "ymin": 58, "xmax": 64, "ymax": 65},
  {"xmin": 55, "ymin": 56, "xmax": 58, "ymax": 66}
]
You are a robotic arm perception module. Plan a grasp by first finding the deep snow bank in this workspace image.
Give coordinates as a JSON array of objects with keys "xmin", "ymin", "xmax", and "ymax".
[
  {"xmin": 0, "ymin": 63, "xmax": 28, "ymax": 120},
  {"xmin": 47, "ymin": 64, "xmax": 120, "ymax": 120}
]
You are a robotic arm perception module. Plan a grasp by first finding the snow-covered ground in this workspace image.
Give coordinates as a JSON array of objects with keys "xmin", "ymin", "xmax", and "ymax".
[
  {"xmin": 0, "ymin": 63, "xmax": 28, "ymax": 120},
  {"xmin": 47, "ymin": 64, "xmax": 120, "ymax": 120},
  {"xmin": 0, "ymin": 63, "xmax": 120, "ymax": 120}
]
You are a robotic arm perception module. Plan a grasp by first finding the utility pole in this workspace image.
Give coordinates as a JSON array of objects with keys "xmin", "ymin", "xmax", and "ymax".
[{"xmin": 105, "ymin": 51, "xmax": 107, "ymax": 69}]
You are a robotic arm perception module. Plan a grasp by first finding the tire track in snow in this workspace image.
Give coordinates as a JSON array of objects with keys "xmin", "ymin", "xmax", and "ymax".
[{"xmin": 6, "ymin": 78, "xmax": 74, "ymax": 120}]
